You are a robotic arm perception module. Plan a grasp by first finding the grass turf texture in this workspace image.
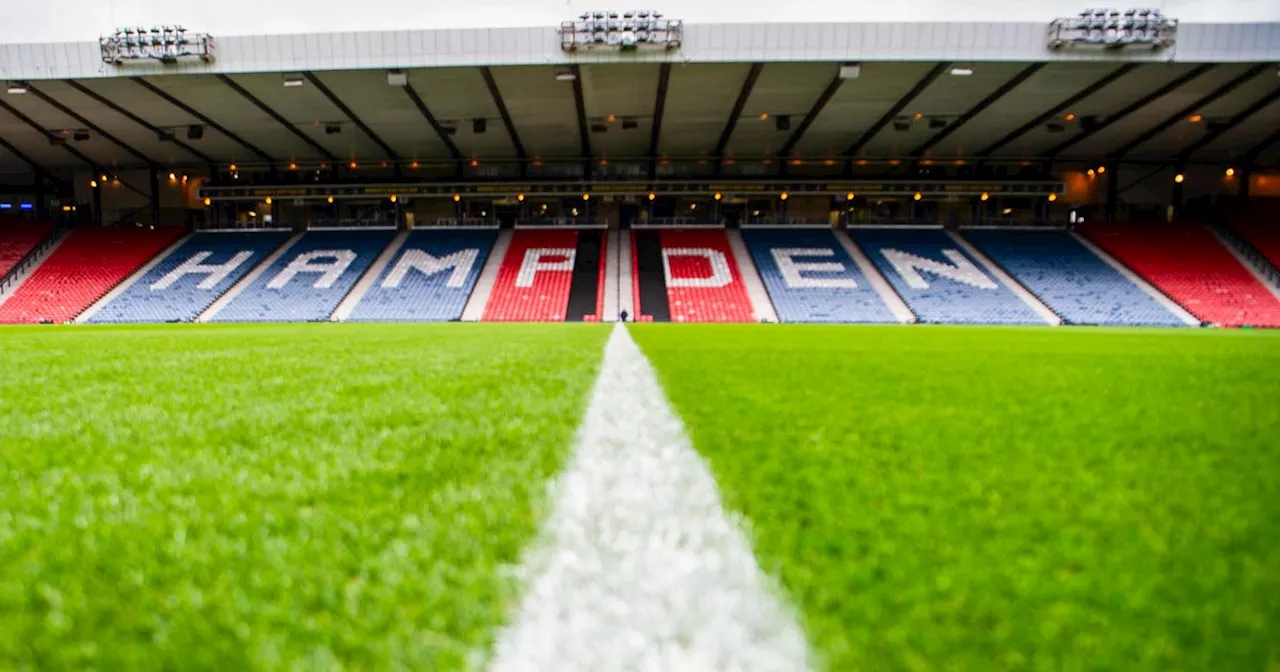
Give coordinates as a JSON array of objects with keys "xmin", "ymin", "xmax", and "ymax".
[
  {"xmin": 631, "ymin": 325, "xmax": 1280, "ymax": 671},
  {"xmin": 0, "ymin": 323, "xmax": 608, "ymax": 670}
]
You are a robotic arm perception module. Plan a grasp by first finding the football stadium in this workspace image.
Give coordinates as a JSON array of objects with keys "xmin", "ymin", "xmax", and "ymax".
[{"xmin": 1, "ymin": 1, "xmax": 1278, "ymax": 669}]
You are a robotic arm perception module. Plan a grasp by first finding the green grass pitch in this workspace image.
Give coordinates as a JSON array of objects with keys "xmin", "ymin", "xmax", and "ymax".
[
  {"xmin": 631, "ymin": 325, "xmax": 1280, "ymax": 671},
  {"xmin": 2, "ymin": 322, "xmax": 1278, "ymax": 670},
  {"xmin": 0, "ymin": 323, "xmax": 609, "ymax": 669}
]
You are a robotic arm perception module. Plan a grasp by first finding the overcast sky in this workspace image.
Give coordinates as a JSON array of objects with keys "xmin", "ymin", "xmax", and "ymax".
[{"xmin": 0, "ymin": 0, "xmax": 1276, "ymax": 43}]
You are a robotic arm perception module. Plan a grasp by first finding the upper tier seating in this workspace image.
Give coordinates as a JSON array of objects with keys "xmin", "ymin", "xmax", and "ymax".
[
  {"xmin": 349, "ymin": 229, "xmax": 496, "ymax": 322},
  {"xmin": 744, "ymin": 228, "xmax": 896, "ymax": 323},
  {"xmin": 0, "ymin": 219, "xmax": 56, "ymax": 280},
  {"xmin": 1078, "ymin": 221, "xmax": 1280, "ymax": 327},
  {"xmin": 0, "ymin": 225, "xmax": 186, "ymax": 324},
  {"xmin": 652, "ymin": 229, "xmax": 755, "ymax": 323},
  {"xmin": 210, "ymin": 229, "xmax": 394, "ymax": 323},
  {"xmin": 963, "ymin": 229, "xmax": 1185, "ymax": 326},
  {"xmin": 88, "ymin": 231, "xmax": 291, "ymax": 323},
  {"xmin": 483, "ymin": 230, "xmax": 580, "ymax": 322}
]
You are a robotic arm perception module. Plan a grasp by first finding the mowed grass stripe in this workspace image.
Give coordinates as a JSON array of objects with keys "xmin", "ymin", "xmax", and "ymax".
[
  {"xmin": 492, "ymin": 325, "xmax": 811, "ymax": 671},
  {"xmin": 0, "ymin": 323, "xmax": 609, "ymax": 670},
  {"xmin": 631, "ymin": 325, "xmax": 1280, "ymax": 671}
]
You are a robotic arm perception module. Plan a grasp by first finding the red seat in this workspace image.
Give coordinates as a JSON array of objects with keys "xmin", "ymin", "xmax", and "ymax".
[
  {"xmin": 482, "ymin": 230, "xmax": 578, "ymax": 322},
  {"xmin": 1230, "ymin": 221, "xmax": 1280, "ymax": 271},
  {"xmin": 1078, "ymin": 221, "xmax": 1280, "ymax": 328},
  {"xmin": 658, "ymin": 229, "xmax": 755, "ymax": 323},
  {"xmin": 0, "ymin": 219, "xmax": 55, "ymax": 279},
  {"xmin": 0, "ymin": 226, "xmax": 186, "ymax": 324}
]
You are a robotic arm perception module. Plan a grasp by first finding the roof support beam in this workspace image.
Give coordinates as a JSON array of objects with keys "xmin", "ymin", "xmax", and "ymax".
[
  {"xmin": 1242, "ymin": 125, "xmax": 1280, "ymax": 165},
  {"xmin": 0, "ymin": 132, "xmax": 58, "ymax": 179},
  {"xmin": 647, "ymin": 63, "xmax": 672, "ymax": 180},
  {"xmin": 1044, "ymin": 64, "xmax": 1215, "ymax": 157},
  {"xmin": 1178, "ymin": 85, "xmax": 1280, "ymax": 161},
  {"xmin": 402, "ymin": 82, "xmax": 463, "ymax": 162},
  {"xmin": 845, "ymin": 62, "xmax": 949, "ymax": 158},
  {"xmin": 911, "ymin": 63, "xmax": 1045, "ymax": 157},
  {"xmin": 0, "ymin": 98, "xmax": 100, "ymax": 169},
  {"xmin": 713, "ymin": 63, "xmax": 763, "ymax": 162},
  {"xmin": 216, "ymin": 74, "xmax": 339, "ymax": 163},
  {"xmin": 25, "ymin": 82, "xmax": 154, "ymax": 165},
  {"xmin": 570, "ymin": 64, "xmax": 592, "ymax": 176},
  {"xmin": 976, "ymin": 64, "xmax": 1139, "ymax": 157},
  {"xmin": 779, "ymin": 69, "xmax": 844, "ymax": 158},
  {"xmin": 1110, "ymin": 63, "xmax": 1270, "ymax": 158},
  {"xmin": 133, "ymin": 78, "xmax": 275, "ymax": 164},
  {"xmin": 62, "ymin": 80, "xmax": 213, "ymax": 164},
  {"xmin": 303, "ymin": 72, "xmax": 398, "ymax": 161},
  {"xmin": 480, "ymin": 66, "xmax": 525, "ymax": 161}
]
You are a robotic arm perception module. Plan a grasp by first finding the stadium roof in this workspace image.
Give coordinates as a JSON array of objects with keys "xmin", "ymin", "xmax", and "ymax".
[{"xmin": 1, "ymin": 21, "xmax": 1279, "ymax": 176}]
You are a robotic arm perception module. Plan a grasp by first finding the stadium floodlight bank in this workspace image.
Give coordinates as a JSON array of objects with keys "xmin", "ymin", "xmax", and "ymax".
[
  {"xmin": 100, "ymin": 26, "xmax": 215, "ymax": 65},
  {"xmin": 1047, "ymin": 8, "xmax": 1178, "ymax": 50},
  {"xmin": 560, "ymin": 10, "xmax": 682, "ymax": 51}
]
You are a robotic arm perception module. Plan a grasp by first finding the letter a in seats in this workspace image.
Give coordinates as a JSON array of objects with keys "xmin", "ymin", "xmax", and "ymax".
[{"xmin": 268, "ymin": 250, "xmax": 358, "ymax": 289}]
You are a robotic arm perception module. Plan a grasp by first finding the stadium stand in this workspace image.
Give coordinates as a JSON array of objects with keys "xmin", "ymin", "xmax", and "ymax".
[
  {"xmin": 1078, "ymin": 221, "xmax": 1280, "ymax": 327},
  {"xmin": 963, "ymin": 229, "xmax": 1186, "ymax": 326},
  {"xmin": 849, "ymin": 227, "xmax": 1045, "ymax": 324},
  {"xmin": 0, "ymin": 219, "xmax": 56, "ymax": 282},
  {"xmin": 631, "ymin": 230, "xmax": 669, "ymax": 322},
  {"xmin": 632, "ymin": 229, "xmax": 756, "ymax": 323},
  {"xmin": 1228, "ymin": 221, "xmax": 1280, "ymax": 271},
  {"xmin": 209, "ymin": 229, "xmax": 395, "ymax": 322},
  {"xmin": 564, "ymin": 230, "xmax": 605, "ymax": 322},
  {"xmin": 482, "ymin": 230, "xmax": 581, "ymax": 322},
  {"xmin": 87, "ymin": 231, "xmax": 291, "ymax": 323},
  {"xmin": 744, "ymin": 228, "xmax": 897, "ymax": 323},
  {"xmin": 0, "ymin": 226, "xmax": 186, "ymax": 324},
  {"xmin": 348, "ymin": 229, "xmax": 496, "ymax": 322}
]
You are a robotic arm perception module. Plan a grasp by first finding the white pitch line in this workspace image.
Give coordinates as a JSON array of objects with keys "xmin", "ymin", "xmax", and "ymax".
[{"xmin": 490, "ymin": 324, "xmax": 812, "ymax": 672}]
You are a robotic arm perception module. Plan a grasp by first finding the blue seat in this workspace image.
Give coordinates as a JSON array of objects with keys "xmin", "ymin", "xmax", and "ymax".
[
  {"xmin": 743, "ymin": 228, "xmax": 896, "ymax": 323},
  {"xmin": 348, "ymin": 230, "xmax": 496, "ymax": 322},
  {"xmin": 211, "ymin": 229, "xmax": 395, "ymax": 323},
  {"xmin": 963, "ymin": 229, "xmax": 1184, "ymax": 326},
  {"xmin": 89, "ymin": 231, "xmax": 290, "ymax": 323},
  {"xmin": 849, "ymin": 228, "xmax": 1043, "ymax": 325}
]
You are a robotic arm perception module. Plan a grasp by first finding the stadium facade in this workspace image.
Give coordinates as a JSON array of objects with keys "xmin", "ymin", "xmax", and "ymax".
[{"xmin": 1, "ymin": 9, "xmax": 1279, "ymax": 326}]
